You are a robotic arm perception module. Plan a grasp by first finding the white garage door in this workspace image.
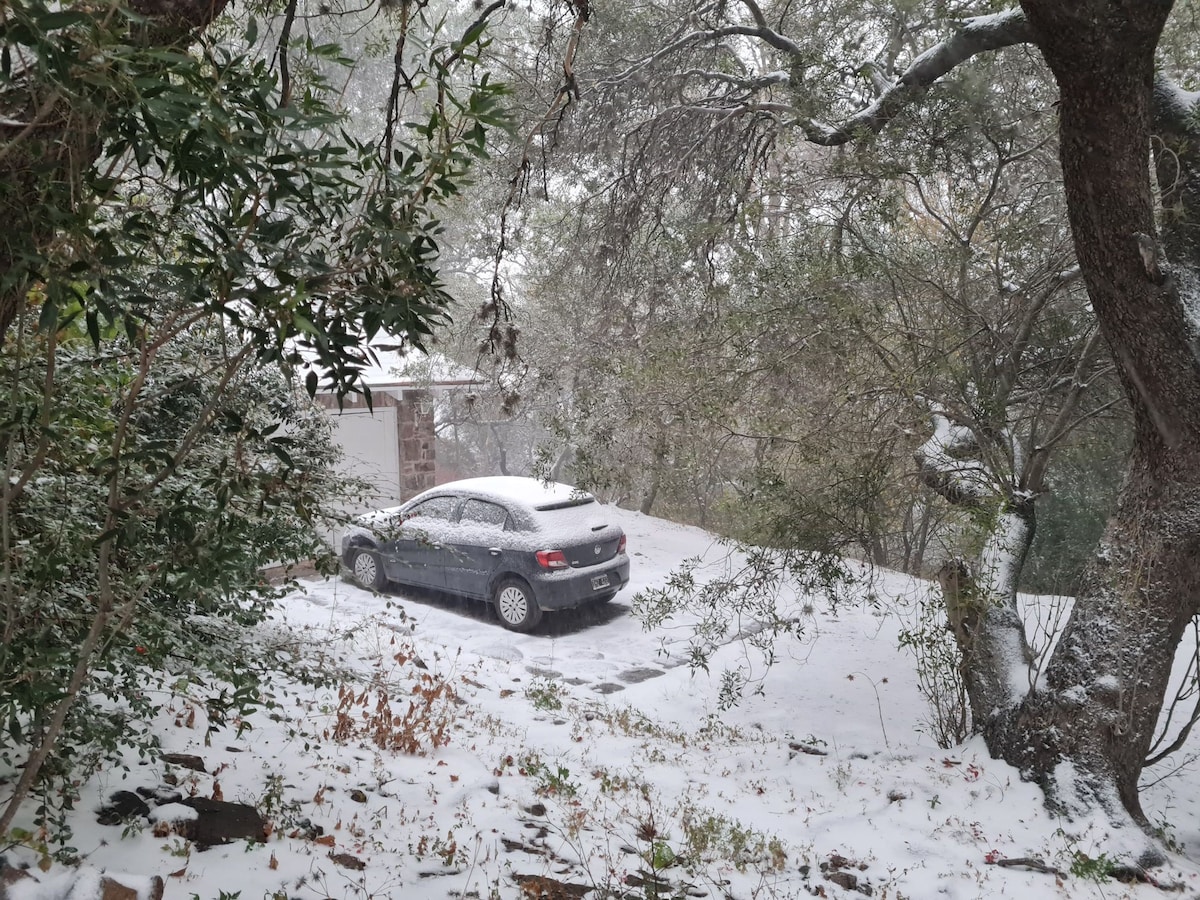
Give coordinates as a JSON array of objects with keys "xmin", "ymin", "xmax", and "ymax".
[{"xmin": 330, "ymin": 406, "xmax": 401, "ymax": 512}]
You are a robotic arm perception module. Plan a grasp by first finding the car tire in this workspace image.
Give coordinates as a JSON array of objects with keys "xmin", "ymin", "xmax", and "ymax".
[
  {"xmin": 350, "ymin": 547, "xmax": 389, "ymax": 592},
  {"xmin": 493, "ymin": 577, "xmax": 543, "ymax": 632}
]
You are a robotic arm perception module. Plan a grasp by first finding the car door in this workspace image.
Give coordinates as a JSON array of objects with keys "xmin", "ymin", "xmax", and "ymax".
[
  {"xmin": 382, "ymin": 495, "xmax": 457, "ymax": 589},
  {"xmin": 443, "ymin": 498, "xmax": 511, "ymax": 599}
]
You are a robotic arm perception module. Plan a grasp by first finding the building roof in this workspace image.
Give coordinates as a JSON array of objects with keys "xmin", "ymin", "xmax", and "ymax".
[{"xmin": 314, "ymin": 344, "xmax": 481, "ymax": 392}]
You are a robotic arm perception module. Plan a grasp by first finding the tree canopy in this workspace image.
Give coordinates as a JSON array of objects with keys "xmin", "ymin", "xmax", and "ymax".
[{"xmin": 0, "ymin": 0, "xmax": 509, "ymax": 840}]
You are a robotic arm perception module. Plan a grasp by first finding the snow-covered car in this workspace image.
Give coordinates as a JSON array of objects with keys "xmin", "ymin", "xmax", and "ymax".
[{"xmin": 340, "ymin": 476, "xmax": 631, "ymax": 632}]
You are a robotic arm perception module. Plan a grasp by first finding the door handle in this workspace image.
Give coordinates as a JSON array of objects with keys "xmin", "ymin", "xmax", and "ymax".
[{"xmin": 488, "ymin": 548, "xmax": 502, "ymax": 556}]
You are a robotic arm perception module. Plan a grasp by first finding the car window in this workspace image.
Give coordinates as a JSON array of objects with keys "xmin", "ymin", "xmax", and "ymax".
[
  {"xmin": 405, "ymin": 496, "xmax": 457, "ymax": 521},
  {"xmin": 460, "ymin": 499, "xmax": 509, "ymax": 530}
]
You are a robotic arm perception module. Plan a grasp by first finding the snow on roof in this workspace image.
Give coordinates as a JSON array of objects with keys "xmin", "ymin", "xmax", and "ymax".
[
  {"xmin": 301, "ymin": 340, "xmax": 480, "ymax": 391},
  {"xmin": 354, "ymin": 344, "xmax": 480, "ymax": 388},
  {"xmin": 425, "ymin": 476, "xmax": 593, "ymax": 510}
]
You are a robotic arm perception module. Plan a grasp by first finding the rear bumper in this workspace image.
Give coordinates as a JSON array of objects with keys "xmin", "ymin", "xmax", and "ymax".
[{"xmin": 529, "ymin": 556, "xmax": 631, "ymax": 610}]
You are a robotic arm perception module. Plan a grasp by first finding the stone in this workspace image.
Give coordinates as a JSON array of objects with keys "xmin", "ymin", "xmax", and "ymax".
[
  {"xmin": 788, "ymin": 741, "xmax": 828, "ymax": 757},
  {"xmin": 824, "ymin": 870, "xmax": 872, "ymax": 896},
  {"xmin": 513, "ymin": 873, "xmax": 592, "ymax": 898},
  {"xmin": 161, "ymin": 753, "xmax": 206, "ymax": 772},
  {"xmin": 97, "ymin": 791, "xmax": 150, "ymax": 825},
  {"xmin": 98, "ymin": 875, "xmax": 164, "ymax": 900},
  {"xmin": 826, "ymin": 871, "xmax": 858, "ymax": 891},
  {"xmin": 98, "ymin": 878, "xmax": 135, "ymax": 900},
  {"xmin": 615, "ymin": 667, "xmax": 665, "ymax": 684},
  {"xmin": 178, "ymin": 798, "xmax": 267, "ymax": 849},
  {"xmin": 137, "ymin": 786, "xmax": 183, "ymax": 804}
]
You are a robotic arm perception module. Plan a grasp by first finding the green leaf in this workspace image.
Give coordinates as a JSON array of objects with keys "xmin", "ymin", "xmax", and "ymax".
[
  {"xmin": 34, "ymin": 10, "xmax": 91, "ymax": 31},
  {"xmin": 458, "ymin": 19, "xmax": 488, "ymax": 50},
  {"xmin": 38, "ymin": 298, "xmax": 58, "ymax": 333},
  {"xmin": 85, "ymin": 309, "xmax": 101, "ymax": 348},
  {"xmin": 292, "ymin": 311, "xmax": 319, "ymax": 336}
]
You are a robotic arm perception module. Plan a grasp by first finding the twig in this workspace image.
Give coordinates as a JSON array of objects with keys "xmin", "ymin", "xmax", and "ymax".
[
  {"xmin": 988, "ymin": 857, "xmax": 1065, "ymax": 876},
  {"xmin": 851, "ymin": 671, "xmax": 890, "ymax": 749}
]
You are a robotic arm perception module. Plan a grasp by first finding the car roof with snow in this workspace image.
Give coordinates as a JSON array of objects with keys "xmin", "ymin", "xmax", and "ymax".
[{"xmin": 420, "ymin": 476, "xmax": 595, "ymax": 511}]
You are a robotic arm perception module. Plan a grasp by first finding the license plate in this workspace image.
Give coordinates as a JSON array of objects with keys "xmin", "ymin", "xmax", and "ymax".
[{"xmin": 591, "ymin": 574, "xmax": 610, "ymax": 590}]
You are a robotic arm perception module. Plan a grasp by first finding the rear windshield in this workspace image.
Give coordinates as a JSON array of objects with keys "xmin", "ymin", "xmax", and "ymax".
[{"xmin": 532, "ymin": 499, "xmax": 612, "ymax": 539}]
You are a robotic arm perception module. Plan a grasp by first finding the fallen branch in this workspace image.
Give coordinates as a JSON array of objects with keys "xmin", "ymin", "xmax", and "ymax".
[{"xmin": 988, "ymin": 857, "xmax": 1065, "ymax": 877}]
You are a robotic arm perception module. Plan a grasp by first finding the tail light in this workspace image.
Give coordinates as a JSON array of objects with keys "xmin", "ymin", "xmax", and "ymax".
[
  {"xmin": 536, "ymin": 549, "xmax": 569, "ymax": 569},
  {"xmin": 618, "ymin": 534, "xmax": 627, "ymax": 554}
]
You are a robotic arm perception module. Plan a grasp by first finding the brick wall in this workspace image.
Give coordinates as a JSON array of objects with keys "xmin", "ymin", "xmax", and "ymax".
[{"xmin": 397, "ymin": 389, "xmax": 436, "ymax": 499}]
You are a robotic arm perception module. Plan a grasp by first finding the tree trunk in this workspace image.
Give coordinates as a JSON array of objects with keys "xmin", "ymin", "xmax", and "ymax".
[
  {"xmin": 989, "ymin": 451, "xmax": 1200, "ymax": 830},
  {"xmin": 488, "ymin": 422, "xmax": 509, "ymax": 475},
  {"xmin": 974, "ymin": 0, "xmax": 1200, "ymax": 836},
  {"xmin": 639, "ymin": 432, "xmax": 668, "ymax": 516}
]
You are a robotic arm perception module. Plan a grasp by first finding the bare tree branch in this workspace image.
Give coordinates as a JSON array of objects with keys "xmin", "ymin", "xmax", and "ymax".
[
  {"xmin": 276, "ymin": 0, "xmax": 299, "ymax": 107},
  {"xmin": 1022, "ymin": 329, "xmax": 1106, "ymax": 494}
]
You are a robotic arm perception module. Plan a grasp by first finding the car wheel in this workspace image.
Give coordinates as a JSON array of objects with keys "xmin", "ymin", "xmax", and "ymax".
[
  {"xmin": 351, "ymin": 547, "xmax": 389, "ymax": 592},
  {"xmin": 493, "ymin": 577, "xmax": 543, "ymax": 632}
]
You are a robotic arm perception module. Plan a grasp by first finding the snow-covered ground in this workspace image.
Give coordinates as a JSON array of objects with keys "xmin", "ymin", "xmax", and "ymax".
[{"xmin": 7, "ymin": 508, "xmax": 1200, "ymax": 899}]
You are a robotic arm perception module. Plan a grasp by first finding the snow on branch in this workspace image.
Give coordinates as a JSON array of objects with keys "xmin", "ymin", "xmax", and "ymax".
[
  {"xmin": 975, "ymin": 507, "xmax": 1037, "ymax": 702},
  {"xmin": 1153, "ymin": 75, "xmax": 1200, "ymax": 130},
  {"xmin": 803, "ymin": 8, "xmax": 1034, "ymax": 145},
  {"xmin": 592, "ymin": 5, "xmax": 1033, "ymax": 144},
  {"xmin": 913, "ymin": 408, "xmax": 995, "ymax": 508}
]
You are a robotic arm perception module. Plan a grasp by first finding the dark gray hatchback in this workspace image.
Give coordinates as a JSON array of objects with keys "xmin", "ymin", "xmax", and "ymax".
[{"xmin": 340, "ymin": 476, "xmax": 631, "ymax": 631}]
